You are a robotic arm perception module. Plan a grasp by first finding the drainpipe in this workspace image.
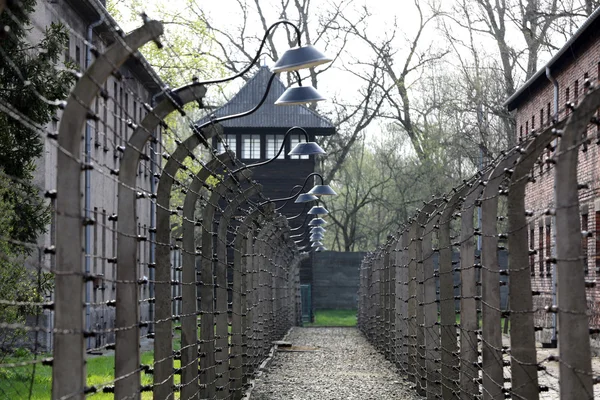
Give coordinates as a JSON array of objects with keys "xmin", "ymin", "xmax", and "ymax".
[
  {"xmin": 545, "ymin": 66, "xmax": 558, "ymax": 347},
  {"xmin": 85, "ymin": 14, "xmax": 104, "ymax": 349}
]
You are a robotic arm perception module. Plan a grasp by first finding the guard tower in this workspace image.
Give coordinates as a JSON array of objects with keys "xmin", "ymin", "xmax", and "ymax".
[{"xmin": 197, "ymin": 65, "xmax": 335, "ymax": 296}]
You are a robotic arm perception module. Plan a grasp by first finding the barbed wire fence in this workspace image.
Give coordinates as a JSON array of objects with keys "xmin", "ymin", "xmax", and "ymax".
[
  {"xmin": 0, "ymin": 3, "xmax": 305, "ymax": 399},
  {"xmin": 359, "ymin": 79, "xmax": 600, "ymax": 398}
]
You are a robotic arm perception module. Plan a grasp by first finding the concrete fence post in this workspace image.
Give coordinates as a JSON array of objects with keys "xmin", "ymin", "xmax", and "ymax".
[
  {"xmin": 218, "ymin": 185, "xmax": 262, "ymax": 398},
  {"xmin": 439, "ymin": 183, "xmax": 472, "ymax": 400},
  {"xmin": 53, "ymin": 21, "xmax": 163, "ymax": 400},
  {"xmin": 422, "ymin": 203, "xmax": 442, "ymax": 400},
  {"xmin": 413, "ymin": 201, "xmax": 438, "ymax": 396},
  {"xmin": 480, "ymin": 148, "xmax": 521, "ymax": 400},
  {"xmin": 154, "ymin": 124, "xmax": 221, "ymax": 399},
  {"xmin": 200, "ymin": 170, "xmax": 252, "ymax": 398},
  {"xmin": 179, "ymin": 152, "xmax": 231, "ymax": 400},
  {"xmin": 554, "ymin": 87, "xmax": 600, "ymax": 399},
  {"xmin": 459, "ymin": 178, "xmax": 487, "ymax": 399},
  {"xmin": 506, "ymin": 118, "xmax": 568, "ymax": 400}
]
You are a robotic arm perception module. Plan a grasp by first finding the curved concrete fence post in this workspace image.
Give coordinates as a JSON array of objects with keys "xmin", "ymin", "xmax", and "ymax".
[
  {"xmin": 421, "ymin": 202, "xmax": 443, "ymax": 400},
  {"xmin": 178, "ymin": 152, "xmax": 231, "ymax": 400},
  {"xmin": 201, "ymin": 170, "xmax": 252, "ymax": 398},
  {"xmin": 218, "ymin": 184, "xmax": 263, "ymax": 398},
  {"xmin": 234, "ymin": 206, "xmax": 268, "ymax": 382},
  {"xmin": 390, "ymin": 232, "xmax": 401, "ymax": 366},
  {"xmin": 382, "ymin": 239, "xmax": 392, "ymax": 360},
  {"xmin": 233, "ymin": 206, "xmax": 265, "ymax": 391},
  {"xmin": 461, "ymin": 177, "xmax": 488, "ymax": 393},
  {"xmin": 383, "ymin": 238, "xmax": 394, "ymax": 361},
  {"xmin": 480, "ymin": 148, "xmax": 521, "ymax": 400},
  {"xmin": 439, "ymin": 181, "xmax": 473, "ymax": 400},
  {"xmin": 398, "ymin": 228, "xmax": 410, "ymax": 373},
  {"xmin": 367, "ymin": 253, "xmax": 375, "ymax": 341},
  {"xmin": 411, "ymin": 200, "xmax": 439, "ymax": 395},
  {"xmin": 507, "ymin": 118, "xmax": 567, "ymax": 400},
  {"xmin": 255, "ymin": 218, "xmax": 281, "ymax": 358},
  {"xmin": 376, "ymin": 248, "xmax": 385, "ymax": 351},
  {"xmin": 131, "ymin": 107, "xmax": 224, "ymax": 400},
  {"xmin": 258, "ymin": 218, "xmax": 287, "ymax": 348},
  {"xmin": 458, "ymin": 175, "xmax": 490, "ymax": 400},
  {"xmin": 154, "ymin": 122, "xmax": 224, "ymax": 399},
  {"xmin": 116, "ymin": 73, "xmax": 208, "ymax": 398},
  {"xmin": 53, "ymin": 21, "xmax": 163, "ymax": 400},
  {"xmin": 554, "ymin": 87, "xmax": 600, "ymax": 399},
  {"xmin": 249, "ymin": 217, "xmax": 264, "ymax": 373},
  {"xmin": 388, "ymin": 232, "xmax": 398, "ymax": 365}
]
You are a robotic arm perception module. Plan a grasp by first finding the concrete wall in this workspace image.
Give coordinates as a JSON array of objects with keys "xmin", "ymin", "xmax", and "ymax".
[
  {"xmin": 312, "ymin": 251, "xmax": 365, "ymax": 310},
  {"xmin": 311, "ymin": 250, "xmax": 509, "ymax": 313}
]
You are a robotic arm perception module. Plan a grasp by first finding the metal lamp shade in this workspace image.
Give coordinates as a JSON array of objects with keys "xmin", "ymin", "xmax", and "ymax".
[
  {"xmin": 295, "ymin": 193, "xmax": 318, "ymax": 203},
  {"xmin": 311, "ymin": 241, "xmax": 323, "ymax": 247},
  {"xmin": 310, "ymin": 227, "xmax": 326, "ymax": 234},
  {"xmin": 308, "ymin": 184, "xmax": 337, "ymax": 196},
  {"xmin": 308, "ymin": 205, "xmax": 328, "ymax": 215},
  {"xmin": 272, "ymin": 45, "xmax": 332, "ymax": 73},
  {"xmin": 308, "ymin": 217, "xmax": 327, "ymax": 226},
  {"xmin": 289, "ymin": 142, "xmax": 326, "ymax": 156},
  {"xmin": 315, "ymin": 245, "xmax": 327, "ymax": 252},
  {"xmin": 275, "ymin": 85, "xmax": 326, "ymax": 105}
]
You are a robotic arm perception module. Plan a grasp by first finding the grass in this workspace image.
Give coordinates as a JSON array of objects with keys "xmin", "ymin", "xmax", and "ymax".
[
  {"xmin": 0, "ymin": 321, "xmax": 235, "ymax": 398},
  {"xmin": 0, "ymin": 351, "xmax": 176, "ymax": 399},
  {"xmin": 306, "ymin": 309, "xmax": 357, "ymax": 327}
]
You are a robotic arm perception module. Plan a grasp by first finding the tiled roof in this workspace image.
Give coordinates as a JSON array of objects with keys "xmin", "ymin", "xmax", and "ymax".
[{"xmin": 197, "ymin": 66, "xmax": 335, "ymax": 133}]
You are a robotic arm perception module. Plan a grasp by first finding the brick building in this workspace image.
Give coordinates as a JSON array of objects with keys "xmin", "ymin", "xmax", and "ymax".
[
  {"xmin": 30, "ymin": 0, "xmax": 164, "ymax": 349},
  {"xmin": 505, "ymin": 6, "xmax": 600, "ymax": 343}
]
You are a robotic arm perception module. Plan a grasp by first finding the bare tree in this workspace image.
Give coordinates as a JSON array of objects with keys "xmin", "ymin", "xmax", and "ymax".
[{"xmin": 332, "ymin": 1, "xmax": 448, "ymax": 163}]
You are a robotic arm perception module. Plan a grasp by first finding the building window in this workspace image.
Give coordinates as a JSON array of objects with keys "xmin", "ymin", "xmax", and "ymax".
[
  {"xmin": 266, "ymin": 134, "xmax": 285, "ymax": 159},
  {"xmin": 582, "ymin": 212, "xmax": 589, "ymax": 275},
  {"xmin": 119, "ymin": 88, "xmax": 124, "ymax": 145},
  {"xmin": 574, "ymin": 80, "xmax": 579, "ymax": 103},
  {"xmin": 241, "ymin": 134, "xmax": 260, "ymax": 159},
  {"xmin": 545, "ymin": 221, "xmax": 552, "ymax": 277},
  {"xmin": 519, "ymin": 125, "xmax": 523, "ymax": 139},
  {"xmin": 566, "ymin": 87, "xmax": 571, "ymax": 115},
  {"xmin": 103, "ymin": 83, "xmax": 108, "ymax": 149},
  {"xmin": 531, "ymin": 115, "xmax": 535, "ymax": 131},
  {"xmin": 113, "ymin": 82, "xmax": 118, "ymax": 147},
  {"xmin": 547, "ymin": 102, "xmax": 551, "ymax": 123},
  {"xmin": 596, "ymin": 210, "xmax": 600, "ymax": 273},
  {"xmin": 529, "ymin": 226, "xmax": 535, "ymax": 276},
  {"xmin": 217, "ymin": 134, "xmax": 237, "ymax": 155},
  {"xmin": 540, "ymin": 108, "xmax": 544, "ymax": 129},
  {"xmin": 64, "ymin": 37, "xmax": 70, "ymax": 63},
  {"xmin": 75, "ymin": 45, "xmax": 81, "ymax": 68},
  {"xmin": 539, "ymin": 224, "xmax": 544, "ymax": 276},
  {"xmin": 525, "ymin": 121, "xmax": 529, "ymax": 135}
]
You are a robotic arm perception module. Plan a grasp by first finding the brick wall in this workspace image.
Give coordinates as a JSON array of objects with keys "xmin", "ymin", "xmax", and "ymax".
[{"xmin": 513, "ymin": 28, "xmax": 600, "ymax": 332}]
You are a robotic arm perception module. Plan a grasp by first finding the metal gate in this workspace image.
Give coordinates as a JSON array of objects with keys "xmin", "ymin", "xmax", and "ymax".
[{"xmin": 300, "ymin": 284, "xmax": 312, "ymax": 323}]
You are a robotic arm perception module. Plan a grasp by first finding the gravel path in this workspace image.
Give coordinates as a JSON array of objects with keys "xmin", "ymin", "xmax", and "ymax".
[{"xmin": 249, "ymin": 327, "xmax": 419, "ymax": 400}]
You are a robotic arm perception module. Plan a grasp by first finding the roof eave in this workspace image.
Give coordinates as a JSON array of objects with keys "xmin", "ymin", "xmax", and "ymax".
[
  {"xmin": 64, "ymin": 0, "xmax": 165, "ymax": 96},
  {"xmin": 504, "ymin": 5, "xmax": 600, "ymax": 111}
]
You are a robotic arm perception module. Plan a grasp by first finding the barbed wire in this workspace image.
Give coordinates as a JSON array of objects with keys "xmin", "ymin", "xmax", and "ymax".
[
  {"xmin": 359, "ymin": 83, "xmax": 600, "ymax": 399},
  {"xmin": 0, "ymin": 3, "xmax": 306, "ymax": 399}
]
